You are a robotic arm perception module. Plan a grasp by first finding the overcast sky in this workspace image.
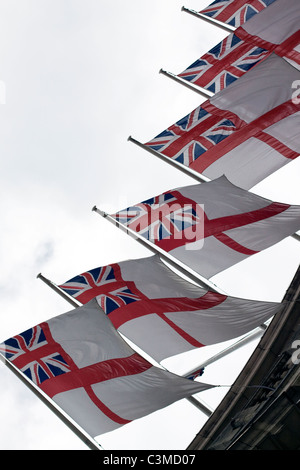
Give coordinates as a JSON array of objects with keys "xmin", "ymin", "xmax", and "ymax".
[{"xmin": 0, "ymin": 0, "xmax": 299, "ymax": 450}]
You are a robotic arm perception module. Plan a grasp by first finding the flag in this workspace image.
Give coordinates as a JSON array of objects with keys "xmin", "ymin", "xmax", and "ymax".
[
  {"xmin": 59, "ymin": 254, "xmax": 282, "ymax": 362},
  {"xmin": 199, "ymin": 0, "xmax": 277, "ymax": 28},
  {"xmin": 0, "ymin": 299, "xmax": 213, "ymax": 438},
  {"xmin": 110, "ymin": 176, "xmax": 300, "ymax": 279},
  {"xmin": 179, "ymin": 0, "xmax": 300, "ymax": 93},
  {"xmin": 146, "ymin": 54, "xmax": 300, "ymax": 189}
]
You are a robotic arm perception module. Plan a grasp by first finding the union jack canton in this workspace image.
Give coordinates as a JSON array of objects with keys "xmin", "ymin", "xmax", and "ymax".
[
  {"xmin": 178, "ymin": 32, "xmax": 270, "ymax": 93},
  {"xmin": 144, "ymin": 104, "xmax": 240, "ymax": 166},
  {"xmin": 0, "ymin": 325, "xmax": 71, "ymax": 386},
  {"xmin": 58, "ymin": 265, "xmax": 118, "ymax": 303},
  {"xmin": 111, "ymin": 191, "xmax": 204, "ymax": 248},
  {"xmin": 199, "ymin": 0, "xmax": 277, "ymax": 27},
  {"xmin": 97, "ymin": 286, "xmax": 141, "ymax": 315}
]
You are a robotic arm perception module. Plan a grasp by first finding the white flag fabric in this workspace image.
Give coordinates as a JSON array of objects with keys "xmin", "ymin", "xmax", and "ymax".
[
  {"xmin": 59, "ymin": 255, "xmax": 282, "ymax": 362},
  {"xmin": 203, "ymin": 108, "xmax": 300, "ymax": 189},
  {"xmin": 199, "ymin": 0, "xmax": 277, "ymax": 28},
  {"xmin": 0, "ymin": 299, "xmax": 213, "ymax": 438},
  {"xmin": 146, "ymin": 54, "xmax": 300, "ymax": 189},
  {"xmin": 241, "ymin": 0, "xmax": 300, "ymax": 71},
  {"xmin": 179, "ymin": 0, "xmax": 300, "ymax": 93},
  {"xmin": 110, "ymin": 176, "xmax": 300, "ymax": 279}
]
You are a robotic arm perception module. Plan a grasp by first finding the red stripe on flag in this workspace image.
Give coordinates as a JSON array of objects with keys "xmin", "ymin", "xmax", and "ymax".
[
  {"xmin": 11, "ymin": 322, "xmax": 150, "ymax": 426},
  {"xmin": 12, "ymin": 344, "xmax": 61, "ymax": 370},
  {"xmin": 214, "ymin": 232, "xmax": 258, "ymax": 255},
  {"xmin": 190, "ymin": 99, "xmax": 300, "ymax": 173},
  {"xmin": 285, "ymin": 49, "xmax": 300, "ymax": 67},
  {"xmin": 152, "ymin": 290, "xmax": 228, "ymax": 312},
  {"xmin": 156, "ymin": 194, "xmax": 289, "ymax": 253},
  {"xmin": 72, "ymin": 281, "xmax": 128, "ymax": 304},
  {"xmin": 203, "ymin": 101, "xmax": 246, "ymax": 128},
  {"xmin": 84, "ymin": 385, "xmax": 131, "ymax": 425},
  {"xmin": 275, "ymin": 31, "xmax": 300, "ymax": 63},
  {"xmin": 256, "ymin": 132, "xmax": 299, "ymax": 160},
  {"xmin": 156, "ymin": 313, "xmax": 205, "ymax": 348},
  {"xmin": 40, "ymin": 353, "xmax": 152, "ymax": 399},
  {"xmin": 44, "ymin": 323, "xmax": 146, "ymax": 425},
  {"xmin": 108, "ymin": 290, "xmax": 227, "ymax": 348},
  {"xmin": 236, "ymin": 26, "xmax": 276, "ymax": 51},
  {"xmin": 203, "ymin": 201, "xmax": 290, "ymax": 238},
  {"xmin": 236, "ymin": 27, "xmax": 300, "ymax": 59}
]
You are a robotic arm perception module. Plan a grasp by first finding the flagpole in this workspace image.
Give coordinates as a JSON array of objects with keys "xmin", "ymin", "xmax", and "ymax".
[
  {"xmin": 182, "ymin": 324, "xmax": 267, "ymax": 380},
  {"xmin": 181, "ymin": 6, "xmax": 236, "ymax": 33},
  {"xmin": 92, "ymin": 206, "xmax": 225, "ymax": 295},
  {"xmin": 37, "ymin": 273, "xmax": 81, "ymax": 308},
  {"xmin": 292, "ymin": 232, "xmax": 300, "ymax": 242},
  {"xmin": 176, "ymin": 324, "xmax": 268, "ymax": 417},
  {"xmin": 188, "ymin": 396, "xmax": 213, "ymax": 417},
  {"xmin": 159, "ymin": 69, "xmax": 214, "ymax": 99},
  {"xmin": 0, "ymin": 351, "xmax": 102, "ymax": 450},
  {"xmin": 127, "ymin": 135, "xmax": 210, "ymax": 183}
]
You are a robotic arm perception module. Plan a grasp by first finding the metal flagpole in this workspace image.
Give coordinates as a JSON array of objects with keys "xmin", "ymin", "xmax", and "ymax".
[
  {"xmin": 170, "ymin": 323, "xmax": 268, "ymax": 417},
  {"xmin": 182, "ymin": 325, "xmax": 271, "ymax": 416},
  {"xmin": 182, "ymin": 324, "xmax": 267, "ymax": 381},
  {"xmin": 128, "ymin": 135, "xmax": 209, "ymax": 184},
  {"xmin": 92, "ymin": 206, "xmax": 225, "ymax": 294},
  {"xmin": 159, "ymin": 69, "xmax": 214, "ymax": 99},
  {"xmin": 188, "ymin": 396, "xmax": 213, "ymax": 417},
  {"xmin": 181, "ymin": 6, "xmax": 236, "ymax": 33},
  {"xmin": 37, "ymin": 272, "xmax": 81, "ymax": 308},
  {"xmin": 0, "ymin": 351, "xmax": 102, "ymax": 450}
]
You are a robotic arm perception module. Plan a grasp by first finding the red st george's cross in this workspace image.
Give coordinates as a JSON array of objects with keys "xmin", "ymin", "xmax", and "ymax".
[
  {"xmin": 59, "ymin": 260, "xmax": 228, "ymax": 349},
  {"xmin": 0, "ymin": 320, "xmax": 152, "ymax": 426},
  {"xmin": 145, "ymin": 98, "xmax": 300, "ymax": 177},
  {"xmin": 111, "ymin": 188, "xmax": 290, "ymax": 257}
]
